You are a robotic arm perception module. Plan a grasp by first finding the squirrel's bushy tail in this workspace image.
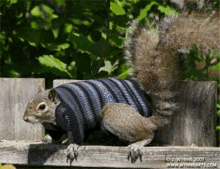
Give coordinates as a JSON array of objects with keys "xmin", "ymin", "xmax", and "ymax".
[{"xmin": 124, "ymin": 11, "xmax": 220, "ymax": 129}]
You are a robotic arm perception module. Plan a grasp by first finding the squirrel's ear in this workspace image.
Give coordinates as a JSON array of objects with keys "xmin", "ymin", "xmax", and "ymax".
[
  {"xmin": 48, "ymin": 89, "xmax": 60, "ymax": 105},
  {"xmin": 38, "ymin": 83, "xmax": 45, "ymax": 93}
]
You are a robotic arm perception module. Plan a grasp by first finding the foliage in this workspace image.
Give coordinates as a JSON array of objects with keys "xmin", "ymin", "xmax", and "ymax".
[
  {"xmin": 182, "ymin": 49, "xmax": 220, "ymax": 81},
  {"xmin": 0, "ymin": 0, "xmax": 178, "ymax": 86}
]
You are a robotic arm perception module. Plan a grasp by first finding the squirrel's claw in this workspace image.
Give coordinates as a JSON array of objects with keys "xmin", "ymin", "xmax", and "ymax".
[
  {"xmin": 127, "ymin": 135, "xmax": 154, "ymax": 163},
  {"xmin": 66, "ymin": 143, "xmax": 79, "ymax": 165},
  {"xmin": 128, "ymin": 148, "xmax": 143, "ymax": 163},
  {"xmin": 127, "ymin": 144, "xmax": 143, "ymax": 163}
]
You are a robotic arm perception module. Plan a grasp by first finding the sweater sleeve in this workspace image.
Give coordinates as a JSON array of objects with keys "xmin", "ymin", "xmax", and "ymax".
[
  {"xmin": 63, "ymin": 112, "xmax": 80, "ymax": 144},
  {"xmin": 55, "ymin": 103, "xmax": 84, "ymax": 144}
]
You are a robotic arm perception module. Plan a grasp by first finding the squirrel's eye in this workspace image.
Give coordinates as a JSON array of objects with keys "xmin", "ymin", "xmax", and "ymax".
[{"xmin": 39, "ymin": 104, "xmax": 46, "ymax": 110}]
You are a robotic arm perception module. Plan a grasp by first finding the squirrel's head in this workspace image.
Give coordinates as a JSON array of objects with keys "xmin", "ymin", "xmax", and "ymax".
[{"xmin": 23, "ymin": 85, "xmax": 60, "ymax": 125}]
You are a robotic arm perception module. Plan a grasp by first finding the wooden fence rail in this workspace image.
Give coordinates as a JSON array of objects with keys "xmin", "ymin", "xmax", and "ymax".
[
  {"xmin": 0, "ymin": 78, "xmax": 219, "ymax": 168},
  {"xmin": 0, "ymin": 141, "xmax": 219, "ymax": 168}
]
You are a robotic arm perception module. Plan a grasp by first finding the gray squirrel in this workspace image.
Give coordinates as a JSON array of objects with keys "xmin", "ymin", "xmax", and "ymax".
[{"xmin": 23, "ymin": 10, "xmax": 219, "ymax": 164}]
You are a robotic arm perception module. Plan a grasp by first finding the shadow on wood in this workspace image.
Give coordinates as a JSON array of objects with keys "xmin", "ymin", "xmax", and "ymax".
[{"xmin": 0, "ymin": 141, "xmax": 219, "ymax": 168}]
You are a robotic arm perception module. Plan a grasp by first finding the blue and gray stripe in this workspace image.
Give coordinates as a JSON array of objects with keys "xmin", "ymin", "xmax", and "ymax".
[{"xmin": 54, "ymin": 78, "xmax": 151, "ymax": 144}]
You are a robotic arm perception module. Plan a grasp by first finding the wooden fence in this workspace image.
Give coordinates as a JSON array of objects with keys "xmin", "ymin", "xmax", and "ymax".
[{"xmin": 0, "ymin": 78, "xmax": 219, "ymax": 168}]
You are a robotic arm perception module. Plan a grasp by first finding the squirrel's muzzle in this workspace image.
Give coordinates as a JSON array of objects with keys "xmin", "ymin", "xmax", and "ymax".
[
  {"xmin": 23, "ymin": 115, "xmax": 28, "ymax": 122},
  {"xmin": 23, "ymin": 113, "xmax": 39, "ymax": 123}
]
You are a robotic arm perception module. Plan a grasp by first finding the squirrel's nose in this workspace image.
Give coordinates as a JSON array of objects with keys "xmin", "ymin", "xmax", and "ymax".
[{"xmin": 23, "ymin": 115, "xmax": 28, "ymax": 122}]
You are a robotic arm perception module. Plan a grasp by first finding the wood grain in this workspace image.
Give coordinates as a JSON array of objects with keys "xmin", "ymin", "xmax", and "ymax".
[
  {"xmin": 155, "ymin": 81, "xmax": 217, "ymax": 146},
  {"xmin": 0, "ymin": 141, "xmax": 219, "ymax": 168},
  {"xmin": 0, "ymin": 78, "xmax": 45, "ymax": 141},
  {"xmin": 53, "ymin": 79, "xmax": 84, "ymax": 87}
]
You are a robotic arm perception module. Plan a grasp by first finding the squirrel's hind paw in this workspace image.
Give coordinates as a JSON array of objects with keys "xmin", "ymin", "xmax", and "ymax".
[
  {"xmin": 127, "ymin": 146, "xmax": 143, "ymax": 163},
  {"xmin": 127, "ymin": 135, "xmax": 154, "ymax": 163},
  {"xmin": 127, "ymin": 142, "xmax": 144, "ymax": 163},
  {"xmin": 67, "ymin": 143, "xmax": 79, "ymax": 165}
]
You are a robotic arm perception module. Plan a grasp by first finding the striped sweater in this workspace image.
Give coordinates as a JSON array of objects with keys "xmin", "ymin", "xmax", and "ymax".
[{"xmin": 54, "ymin": 78, "xmax": 152, "ymax": 144}]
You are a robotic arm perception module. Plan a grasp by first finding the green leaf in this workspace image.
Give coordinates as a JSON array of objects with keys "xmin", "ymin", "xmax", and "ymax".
[
  {"xmin": 189, "ymin": 68, "xmax": 209, "ymax": 80},
  {"xmin": 8, "ymin": 69, "xmax": 20, "ymax": 77},
  {"xmin": 213, "ymin": 0, "xmax": 219, "ymax": 9},
  {"xmin": 109, "ymin": 31, "xmax": 124, "ymax": 47},
  {"xmin": 42, "ymin": 43, "xmax": 70, "ymax": 51},
  {"xmin": 30, "ymin": 21, "xmax": 40, "ymax": 29},
  {"xmin": 94, "ymin": 39, "xmax": 106, "ymax": 56},
  {"xmin": 118, "ymin": 68, "xmax": 133, "ymax": 79},
  {"xmin": 99, "ymin": 60, "xmax": 113, "ymax": 74},
  {"xmin": 217, "ymin": 109, "xmax": 220, "ymax": 116},
  {"xmin": 9, "ymin": 0, "xmax": 17, "ymax": 5},
  {"xmin": 136, "ymin": 1, "xmax": 157, "ymax": 22},
  {"xmin": 41, "ymin": 4, "xmax": 57, "ymax": 20},
  {"xmin": 65, "ymin": 23, "xmax": 73, "ymax": 34},
  {"xmin": 51, "ymin": 18, "xmax": 65, "ymax": 38},
  {"xmin": 70, "ymin": 34, "xmax": 95, "ymax": 56},
  {"xmin": 38, "ymin": 55, "xmax": 72, "ymax": 78},
  {"xmin": 68, "ymin": 61, "xmax": 77, "ymax": 79},
  {"xmin": 157, "ymin": 5, "xmax": 178, "ymax": 17},
  {"xmin": 31, "ymin": 4, "xmax": 58, "ymax": 21},
  {"xmin": 31, "ymin": 6, "xmax": 41, "ymax": 17},
  {"xmin": 211, "ymin": 62, "xmax": 220, "ymax": 71},
  {"xmin": 68, "ymin": 61, "xmax": 76, "ymax": 71},
  {"xmin": 16, "ymin": 27, "xmax": 41, "ymax": 44},
  {"xmin": 110, "ymin": 2, "xmax": 125, "ymax": 15},
  {"xmin": 56, "ymin": 0, "xmax": 66, "ymax": 7}
]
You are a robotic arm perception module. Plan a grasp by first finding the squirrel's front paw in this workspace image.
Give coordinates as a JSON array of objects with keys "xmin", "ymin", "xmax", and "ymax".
[
  {"xmin": 43, "ymin": 135, "xmax": 53, "ymax": 143},
  {"xmin": 127, "ymin": 143, "xmax": 143, "ymax": 163},
  {"xmin": 67, "ymin": 143, "xmax": 79, "ymax": 165}
]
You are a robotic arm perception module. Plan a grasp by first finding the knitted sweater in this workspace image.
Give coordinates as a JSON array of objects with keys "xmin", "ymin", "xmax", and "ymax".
[{"xmin": 54, "ymin": 78, "xmax": 152, "ymax": 144}]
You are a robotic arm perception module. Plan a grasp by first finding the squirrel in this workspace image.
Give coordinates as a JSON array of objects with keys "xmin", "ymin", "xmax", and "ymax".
[{"xmin": 23, "ymin": 9, "xmax": 219, "ymax": 164}]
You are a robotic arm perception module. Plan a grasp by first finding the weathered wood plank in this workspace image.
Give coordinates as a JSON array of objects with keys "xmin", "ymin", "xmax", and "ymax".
[
  {"xmin": 0, "ymin": 141, "xmax": 219, "ymax": 168},
  {"xmin": 53, "ymin": 79, "xmax": 83, "ymax": 87},
  {"xmin": 0, "ymin": 78, "xmax": 45, "ymax": 141}
]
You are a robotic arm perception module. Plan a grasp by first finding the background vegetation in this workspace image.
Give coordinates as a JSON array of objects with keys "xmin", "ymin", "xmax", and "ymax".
[{"xmin": 0, "ymin": 0, "xmax": 219, "ymax": 145}]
